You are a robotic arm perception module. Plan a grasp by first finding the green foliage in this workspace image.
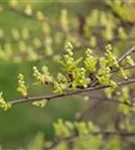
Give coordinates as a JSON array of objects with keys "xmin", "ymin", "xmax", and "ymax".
[
  {"xmin": 0, "ymin": 0, "xmax": 135, "ymax": 149},
  {"xmin": 53, "ymin": 73, "xmax": 68, "ymax": 94},
  {"xmin": 126, "ymin": 56, "xmax": 135, "ymax": 66},
  {"xmin": 97, "ymin": 45, "xmax": 118, "ymax": 88},
  {"xmin": 17, "ymin": 73, "xmax": 28, "ymax": 98},
  {"xmin": 0, "ymin": 92, "xmax": 11, "ymax": 111},
  {"xmin": 27, "ymin": 132, "xmax": 44, "ymax": 150},
  {"xmin": 44, "ymin": 120, "xmax": 102, "ymax": 150},
  {"xmin": 106, "ymin": 137, "xmax": 121, "ymax": 150},
  {"xmin": 58, "ymin": 42, "xmax": 82, "ymax": 73},
  {"xmin": 71, "ymin": 67, "xmax": 90, "ymax": 89},
  {"xmin": 54, "ymin": 119, "xmax": 72, "ymax": 138},
  {"xmin": 84, "ymin": 48, "xmax": 97, "ymax": 73},
  {"xmin": 32, "ymin": 99, "xmax": 48, "ymax": 108},
  {"xmin": 33, "ymin": 66, "xmax": 53, "ymax": 85}
]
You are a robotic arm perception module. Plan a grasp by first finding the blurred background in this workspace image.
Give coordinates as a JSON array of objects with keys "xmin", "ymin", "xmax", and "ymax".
[
  {"xmin": 0, "ymin": 0, "xmax": 135, "ymax": 149},
  {"xmin": 0, "ymin": 0, "xmax": 90, "ymax": 149}
]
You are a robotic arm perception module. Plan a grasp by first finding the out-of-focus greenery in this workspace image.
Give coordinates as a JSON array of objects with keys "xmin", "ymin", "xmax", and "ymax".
[{"xmin": 0, "ymin": 0, "xmax": 87, "ymax": 148}]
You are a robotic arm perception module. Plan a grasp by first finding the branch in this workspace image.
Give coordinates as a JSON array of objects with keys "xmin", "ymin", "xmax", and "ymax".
[
  {"xmin": 43, "ymin": 93, "xmax": 135, "ymax": 149},
  {"xmin": 75, "ymin": 94, "xmax": 135, "ymax": 122},
  {"xmin": 111, "ymin": 64, "xmax": 135, "ymax": 74},
  {"xmin": 8, "ymin": 78, "xmax": 135, "ymax": 106},
  {"xmin": 91, "ymin": 96, "xmax": 134, "ymax": 107},
  {"xmin": 118, "ymin": 45, "xmax": 135, "ymax": 64},
  {"xmin": 44, "ymin": 130, "xmax": 135, "ymax": 150}
]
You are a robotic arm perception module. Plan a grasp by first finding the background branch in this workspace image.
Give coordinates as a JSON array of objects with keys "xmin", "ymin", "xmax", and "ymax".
[{"xmin": 44, "ymin": 130, "xmax": 135, "ymax": 150}]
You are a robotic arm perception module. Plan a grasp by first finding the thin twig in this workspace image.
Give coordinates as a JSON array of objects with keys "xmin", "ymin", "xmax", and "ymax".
[{"xmin": 118, "ymin": 45, "xmax": 135, "ymax": 64}]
